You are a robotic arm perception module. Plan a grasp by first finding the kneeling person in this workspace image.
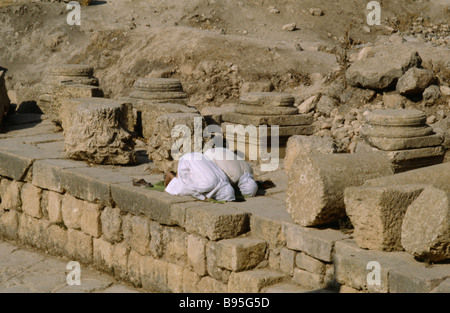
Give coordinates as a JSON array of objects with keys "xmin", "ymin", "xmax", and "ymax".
[
  {"xmin": 164, "ymin": 152, "xmax": 235, "ymax": 202},
  {"xmin": 204, "ymin": 147, "xmax": 258, "ymax": 197}
]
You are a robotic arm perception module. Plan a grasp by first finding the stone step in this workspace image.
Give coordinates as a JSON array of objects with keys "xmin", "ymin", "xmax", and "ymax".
[
  {"xmin": 214, "ymin": 237, "xmax": 268, "ymax": 272},
  {"xmin": 228, "ymin": 268, "xmax": 286, "ymax": 293}
]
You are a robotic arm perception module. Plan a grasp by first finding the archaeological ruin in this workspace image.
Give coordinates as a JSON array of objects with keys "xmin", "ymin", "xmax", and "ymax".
[{"xmin": 0, "ymin": 0, "xmax": 449, "ymax": 295}]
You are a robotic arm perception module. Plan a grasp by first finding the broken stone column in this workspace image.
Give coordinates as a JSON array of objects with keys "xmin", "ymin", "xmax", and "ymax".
[
  {"xmin": 364, "ymin": 162, "xmax": 450, "ymax": 193},
  {"xmin": 60, "ymin": 97, "xmax": 135, "ymax": 136},
  {"xmin": 0, "ymin": 69, "xmax": 10, "ymax": 127},
  {"xmin": 147, "ymin": 112, "xmax": 206, "ymax": 173},
  {"xmin": 284, "ymin": 135, "xmax": 337, "ymax": 173},
  {"xmin": 344, "ymin": 184, "xmax": 425, "ymax": 251},
  {"xmin": 38, "ymin": 64, "xmax": 102, "ymax": 124},
  {"xmin": 64, "ymin": 100, "xmax": 136, "ymax": 165},
  {"xmin": 401, "ymin": 186, "xmax": 450, "ymax": 262},
  {"xmin": 361, "ymin": 109, "xmax": 445, "ymax": 172},
  {"xmin": 221, "ymin": 92, "xmax": 314, "ymax": 163},
  {"xmin": 120, "ymin": 78, "xmax": 195, "ymax": 140},
  {"xmin": 286, "ymin": 152, "xmax": 394, "ymax": 227}
]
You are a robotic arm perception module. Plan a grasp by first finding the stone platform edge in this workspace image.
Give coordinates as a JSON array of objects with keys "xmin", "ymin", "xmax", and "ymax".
[{"xmin": 0, "ymin": 147, "xmax": 449, "ymax": 293}]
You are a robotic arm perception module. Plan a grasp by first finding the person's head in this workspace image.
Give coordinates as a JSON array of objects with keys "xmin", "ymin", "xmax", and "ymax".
[{"xmin": 164, "ymin": 171, "xmax": 177, "ymax": 188}]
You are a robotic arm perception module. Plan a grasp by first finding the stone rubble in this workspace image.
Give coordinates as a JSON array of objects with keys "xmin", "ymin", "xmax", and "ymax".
[{"xmin": 401, "ymin": 186, "xmax": 450, "ymax": 262}]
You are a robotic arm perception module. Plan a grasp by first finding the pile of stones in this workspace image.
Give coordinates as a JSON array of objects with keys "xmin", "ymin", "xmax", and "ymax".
[
  {"xmin": 401, "ymin": 18, "xmax": 449, "ymax": 47},
  {"xmin": 221, "ymin": 92, "xmax": 314, "ymax": 162},
  {"xmin": 37, "ymin": 64, "xmax": 103, "ymax": 125},
  {"xmin": 360, "ymin": 109, "xmax": 445, "ymax": 172},
  {"xmin": 120, "ymin": 78, "xmax": 197, "ymax": 140}
]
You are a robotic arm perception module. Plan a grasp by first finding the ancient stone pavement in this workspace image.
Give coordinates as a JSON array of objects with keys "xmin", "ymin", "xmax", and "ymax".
[{"xmin": 0, "ymin": 239, "xmax": 145, "ymax": 293}]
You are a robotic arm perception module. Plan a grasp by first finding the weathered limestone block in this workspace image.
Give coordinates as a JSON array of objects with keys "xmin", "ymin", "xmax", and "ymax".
[
  {"xmin": 235, "ymin": 105, "xmax": 299, "ymax": 116},
  {"xmin": 46, "ymin": 64, "xmax": 98, "ymax": 85},
  {"xmin": 50, "ymin": 83, "xmax": 103, "ymax": 124},
  {"xmin": 0, "ymin": 69, "xmax": 10, "ymax": 126},
  {"xmin": 344, "ymin": 184, "xmax": 425, "ymax": 251},
  {"xmin": 61, "ymin": 194, "xmax": 84, "ymax": 229},
  {"xmin": 187, "ymin": 234, "xmax": 208, "ymax": 276},
  {"xmin": 18, "ymin": 214, "xmax": 50, "ymax": 250},
  {"xmin": 21, "ymin": 184, "xmax": 42, "ymax": 219},
  {"xmin": 382, "ymin": 146, "xmax": 446, "ymax": 173},
  {"xmin": 228, "ymin": 269, "xmax": 286, "ymax": 293},
  {"xmin": 401, "ymin": 186, "xmax": 450, "ymax": 262},
  {"xmin": 364, "ymin": 162, "xmax": 450, "ymax": 193},
  {"xmin": 364, "ymin": 109, "xmax": 426, "ymax": 127},
  {"xmin": 396, "ymin": 67, "xmax": 436, "ymax": 95},
  {"xmin": 161, "ymin": 226, "xmax": 188, "ymax": 265},
  {"xmin": 111, "ymin": 243, "xmax": 130, "ymax": 281},
  {"xmin": 45, "ymin": 224, "xmax": 68, "ymax": 255},
  {"xmin": 221, "ymin": 112, "xmax": 313, "ymax": 126},
  {"xmin": 133, "ymin": 78, "xmax": 184, "ymax": 93},
  {"xmin": 67, "ymin": 229, "xmax": 93, "ymax": 264},
  {"xmin": 283, "ymin": 222, "xmax": 348, "ymax": 262},
  {"xmin": 295, "ymin": 252, "xmax": 326, "ymax": 275},
  {"xmin": 240, "ymin": 92, "xmax": 295, "ymax": 107},
  {"xmin": 197, "ymin": 276, "xmax": 228, "ymax": 293},
  {"xmin": 364, "ymin": 133, "xmax": 443, "ymax": 151},
  {"xmin": 250, "ymin": 214, "xmax": 285, "ymax": 247},
  {"xmin": 80, "ymin": 203, "xmax": 102, "ymax": 238},
  {"xmin": 215, "ymin": 237, "xmax": 267, "ymax": 272},
  {"xmin": 47, "ymin": 191, "xmax": 63, "ymax": 224},
  {"xmin": 206, "ymin": 241, "xmax": 232, "ymax": 283},
  {"xmin": 0, "ymin": 210, "xmax": 20, "ymax": 241},
  {"xmin": 93, "ymin": 237, "xmax": 114, "ymax": 274},
  {"xmin": 135, "ymin": 100, "xmax": 198, "ymax": 140},
  {"xmin": 140, "ymin": 256, "xmax": 170, "ymax": 292},
  {"xmin": 284, "ymin": 135, "xmax": 337, "ymax": 173},
  {"xmin": 64, "ymin": 101, "xmax": 136, "ymax": 165},
  {"xmin": 184, "ymin": 203, "xmax": 250, "ymax": 241},
  {"xmin": 100, "ymin": 207, "xmax": 123, "ymax": 244},
  {"xmin": 182, "ymin": 269, "xmax": 202, "ymax": 293},
  {"xmin": 346, "ymin": 48, "xmax": 422, "ymax": 90},
  {"xmin": 129, "ymin": 78, "xmax": 188, "ymax": 106},
  {"xmin": 60, "ymin": 97, "xmax": 134, "ymax": 135},
  {"xmin": 122, "ymin": 214, "xmax": 151, "ymax": 256},
  {"xmin": 127, "ymin": 250, "xmax": 142, "ymax": 287},
  {"xmin": 360, "ymin": 124, "xmax": 434, "ymax": 139},
  {"xmin": 0, "ymin": 180, "xmax": 23, "ymax": 212},
  {"xmin": 286, "ymin": 152, "xmax": 394, "ymax": 226},
  {"xmin": 147, "ymin": 112, "xmax": 205, "ymax": 173},
  {"xmin": 292, "ymin": 268, "xmax": 326, "ymax": 289},
  {"xmin": 279, "ymin": 248, "xmax": 295, "ymax": 275}
]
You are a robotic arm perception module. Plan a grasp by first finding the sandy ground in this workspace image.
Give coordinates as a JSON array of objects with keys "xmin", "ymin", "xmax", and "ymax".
[{"xmin": 0, "ymin": 0, "xmax": 448, "ymax": 109}]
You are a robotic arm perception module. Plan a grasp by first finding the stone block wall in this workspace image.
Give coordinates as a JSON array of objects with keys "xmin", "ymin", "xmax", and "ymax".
[{"xmin": 0, "ymin": 145, "xmax": 449, "ymax": 293}]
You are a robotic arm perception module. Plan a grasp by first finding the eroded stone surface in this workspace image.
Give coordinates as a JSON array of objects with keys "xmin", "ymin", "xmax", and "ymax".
[
  {"xmin": 401, "ymin": 186, "xmax": 450, "ymax": 262},
  {"xmin": 64, "ymin": 101, "xmax": 136, "ymax": 165}
]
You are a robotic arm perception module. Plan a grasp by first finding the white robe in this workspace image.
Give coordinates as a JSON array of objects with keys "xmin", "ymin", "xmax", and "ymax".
[
  {"xmin": 165, "ymin": 152, "xmax": 235, "ymax": 202},
  {"xmin": 204, "ymin": 148, "xmax": 258, "ymax": 197}
]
